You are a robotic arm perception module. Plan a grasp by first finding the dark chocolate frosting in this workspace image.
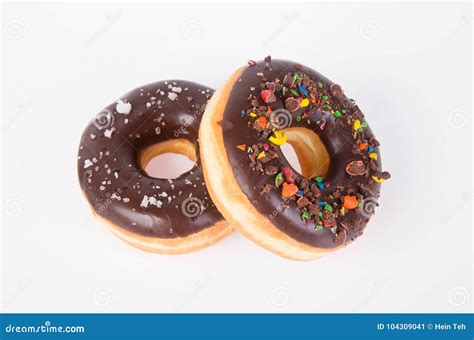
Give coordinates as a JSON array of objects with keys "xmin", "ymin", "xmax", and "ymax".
[
  {"xmin": 77, "ymin": 80, "xmax": 224, "ymax": 238},
  {"xmin": 221, "ymin": 58, "xmax": 390, "ymax": 248}
]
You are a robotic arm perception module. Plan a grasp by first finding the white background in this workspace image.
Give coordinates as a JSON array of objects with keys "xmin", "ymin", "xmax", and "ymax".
[{"xmin": 1, "ymin": 2, "xmax": 472, "ymax": 313}]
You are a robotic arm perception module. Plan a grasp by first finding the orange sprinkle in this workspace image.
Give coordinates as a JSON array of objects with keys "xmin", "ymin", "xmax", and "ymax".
[
  {"xmin": 257, "ymin": 116, "xmax": 267, "ymax": 129},
  {"xmin": 343, "ymin": 195, "xmax": 358, "ymax": 209},
  {"xmin": 281, "ymin": 183, "xmax": 299, "ymax": 198},
  {"xmin": 236, "ymin": 144, "xmax": 247, "ymax": 151},
  {"xmin": 359, "ymin": 143, "xmax": 367, "ymax": 150}
]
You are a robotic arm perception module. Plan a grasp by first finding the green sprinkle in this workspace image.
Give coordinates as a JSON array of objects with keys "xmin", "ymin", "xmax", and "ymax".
[
  {"xmin": 322, "ymin": 95, "xmax": 329, "ymax": 101},
  {"xmin": 275, "ymin": 173, "xmax": 283, "ymax": 186},
  {"xmin": 361, "ymin": 122, "xmax": 368, "ymax": 128},
  {"xmin": 334, "ymin": 110, "xmax": 341, "ymax": 118},
  {"xmin": 290, "ymin": 89, "xmax": 299, "ymax": 97},
  {"xmin": 317, "ymin": 211, "xmax": 323, "ymax": 218},
  {"xmin": 302, "ymin": 211, "xmax": 310, "ymax": 219},
  {"xmin": 314, "ymin": 176, "xmax": 324, "ymax": 183},
  {"xmin": 294, "ymin": 73, "xmax": 302, "ymax": 81},
  {"xmin": 342, "ymin": 109, "xmax": 347, "ymax": 114},
  {"xmin": 314, "ymin": 224, "xmax": 324, "ymax": 231},
  {"xmin": 282, "ymin": 86, "xmax": 286, "ymax": 95},
  {"xmin": 295, "ymin": 115, "xmax": 301, "ymax": 122},
  {"xmin": 325, "ymin": 204, "xmax": 333, "ymax": 212},
  {"xmin": 318, "ymin": 82, "xmax": 324, "ymax": 88}
]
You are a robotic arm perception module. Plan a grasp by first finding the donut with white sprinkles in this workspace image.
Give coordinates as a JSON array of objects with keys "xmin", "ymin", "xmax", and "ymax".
[{"xmin": 77, "ymin": 80, "xmax": 232, "ymax": 254}]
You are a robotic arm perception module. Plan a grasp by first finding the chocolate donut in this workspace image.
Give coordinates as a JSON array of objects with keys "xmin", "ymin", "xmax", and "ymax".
[
  {"xmin": 200, "ymin": 58, "xmax": 390, "ymax": 260},
  {"xmin": 77, "ymin": 80, "xmax": 232, "ymax": 254}
]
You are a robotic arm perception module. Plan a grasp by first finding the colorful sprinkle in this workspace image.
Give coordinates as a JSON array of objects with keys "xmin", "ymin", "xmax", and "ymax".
[
  {"xmin": 372, "ymin": 175, "xmax": 385, "ymax": 183},
  {"xmin": 343, "ymin": 195, "xmax": 358, "ymax": 209},
  {"xmin": 333, "ymin": 110, "xmax": 341, "ymax": 118},
  {"xmin": 302, "ymin": 211, "xmax": 310, "ymax": 219},
  {"xmin": 369, "ymin": 152, "xmax": 378, "ymax": 160},
  {"xmin": 281, "ymin": 167, "xmax": 295, "ymax": 184},
  {"xmin": 236, "ymin": 144, "xmax": 247, "ymax": 151},
  {"xmin": 353, "ymin": 119, "xmax": 361, "ymax": 131},
  {"xmin": 269, "ymin": 130, "xmax": 287, "ymax": 146},
  {"xmin": 281, "ymin": 182, "xmax": 299, "ymax": 198},
  {"xmin": 298, "ymin": 85, "xmax": 308, "ymax": 96},
  {"xmin": 275, "ymin": 173, "xmax": 284, "ymax": 186},
  {"xmin": 256, "ymin": 116, "xmax": 267, "ymax": 129},
  {"xmin": 324, "ymin": 204, "xmax": 333, "ymax": 212},
  {"xmin": 260, "ymin": 90, "xmax": 272, "ymax": 102},
  {"xmin": 300, "ymin": 98, "xmax": 310, "ymax": 108},
  {"xmin": 314, "ymin": 224, "xmax": 323, "ymax": 231}
]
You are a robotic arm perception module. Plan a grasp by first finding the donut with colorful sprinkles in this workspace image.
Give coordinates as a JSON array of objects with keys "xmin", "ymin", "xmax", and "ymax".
[
  {"xmin": 200, "ymin": 57, "xmax": 390, "ymax": 260},
  {"xmin": 77, "ymin": 80, "xmax": 232, "ymax": 254}
]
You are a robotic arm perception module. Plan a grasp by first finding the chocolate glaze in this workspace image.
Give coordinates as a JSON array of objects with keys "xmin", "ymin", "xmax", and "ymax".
[
  {"xmin": 222, "ymin": 59, "xmax": 388, "ymax": 248},
  {"xmin": 77, "ymin": 80, "xmax": 224, "ymax": 238}
]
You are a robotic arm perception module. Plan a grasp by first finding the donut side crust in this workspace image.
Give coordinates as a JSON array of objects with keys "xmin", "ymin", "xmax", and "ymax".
[
  {"xmin": 199, "ymin": 67, "xmax": 342, "ymax": 261},
  {"xmin": 83, "ymin": 192, "xmax": 233, "ymax": 254}
]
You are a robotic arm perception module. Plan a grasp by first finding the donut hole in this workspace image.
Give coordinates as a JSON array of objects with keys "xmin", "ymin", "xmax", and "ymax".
[
  {"xmin": 282, "ymin": 127, "xmax": 330, "ymax": 178},
  {"xmin": 280, "ymin": 143, "xmax": 302, "ymax": 174},
  {"xmin": 138, "ymin": 139, "xmax": 197, "ymax": 179}
]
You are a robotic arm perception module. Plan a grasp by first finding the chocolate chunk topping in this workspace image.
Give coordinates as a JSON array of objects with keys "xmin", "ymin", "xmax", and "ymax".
[
  {"xmin": 345, "ymin": 160, "xmax": 367, "ymax": 176},
  {"xmin": 284, "ymin": 97, "xmax": 300, "ymax": 112},
  {"xmin": 334, "ymin": 229, "xmax": 347, "ymax": 245},
  {"xmin": 330, "ymin": 83, "xmax": 344, "ymax": 98}
]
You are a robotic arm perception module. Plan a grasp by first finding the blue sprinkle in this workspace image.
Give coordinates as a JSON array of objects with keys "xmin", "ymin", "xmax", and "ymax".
[
  {"xmin": 369, "ymin": 147, "xmax": 374, "ymax": 153},
  {"xmin": 298, "ymin": 85, "xmax": 308, "ymax": 96},
  {"xmin": 241, "ymin": 110, "xmax": 246, "ymax": 116},
  {"xmin": 316, "ymin": 182, "xmax": 325, "ymax": 190},
  {"xmin": 319, "ymin": 201, "xmax": 327, "ymax": 207},
  {"xmin": 297, "ymin": 190, "xmax": 304, "ymax": 195}
]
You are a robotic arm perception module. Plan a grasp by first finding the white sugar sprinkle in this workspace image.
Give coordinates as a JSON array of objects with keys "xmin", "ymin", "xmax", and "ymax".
[
  {"xmin": 140, "ymin": 195, "xmax": 150, "ymax": 208},
  {"xmin": 104, "ymin": 127, "xmax": 115, "ymax": 138},
  {"xmin": 116, "ymin": 99, "xmax": 132, "ymax": 114},
  {"xmin": 167, "ymin": 92, "xmax": 178, "ymax": 101},
  {"xmin": 84, "ymin": 159, "xmax": 93, "ymax": 168}
]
